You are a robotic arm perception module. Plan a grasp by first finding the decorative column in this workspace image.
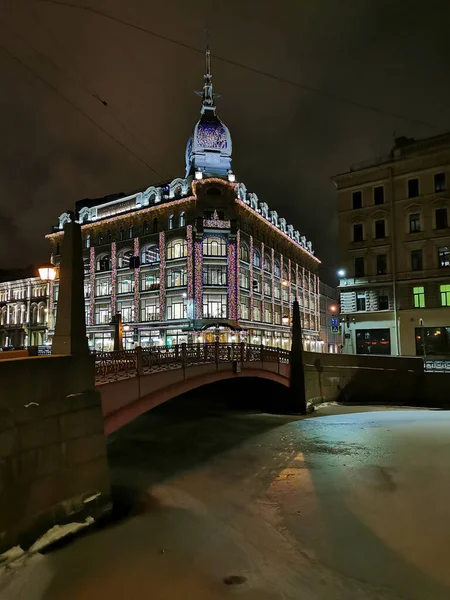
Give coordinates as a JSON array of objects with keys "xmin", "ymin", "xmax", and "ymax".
[
  {"xmin": 249, "ymin": 235, "xmax": 254, "ymax": 321},
  {"xmin": 194, "ymin": 239, "xmax": 203, "ymax": 319},
  {"xmin": 261, "ymin": 242, "xmax": 265, "ymax": 324},
  {"xmin": 159, "ymin": 231, "xmax": 166, "ymax": 321},
  {"xmin": 309, "ymin": 271, "xmax": 313, "ymax": 332},
  {"xmin": 89, "ymin": 246, "xmax": 95, "ymax": 326},
  {"xmin": 271, "ymin": 247, "xmax": 275, "ymax": 327},
  {"xmin": 111, "ymin": 241, "xmax": 117, "ymax": 316},
  {"xmin": 288, "ymin": 258, "xmax": 292, "ymax": 324},
  {"xmin": 315, "ymin": 274, "xmax": 320, "ymax": 332},
  {"xmin": 48, "ymin": 282, "xmax": 53, "ymax": 329},
  {"xmin": 302, "ymin": 267, "xmax": 306, "ymax": 328},
  {"xmin": 280, "ymin": 254, "xmax": 284, "ymax": 320},
  {"xmin": 133, "ymin": 237, "xmax": 140, "ymax": 322},
  {"xmin": 227, "ymin": 241, "xmax": 237, "ymax": 320},
  {"xmin": 236, "ymin": 230, "xmax": 241, "ymax": 320},
  {"xmin": 186, "ymin": 225, "xmax": 194, "ymax": 320}
]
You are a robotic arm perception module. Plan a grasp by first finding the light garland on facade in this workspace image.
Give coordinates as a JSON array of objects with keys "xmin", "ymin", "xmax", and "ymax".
[
  {"xmin": 133, "ymin": 237, "xmax": 140, "ymax": 322},
  {"xmin": 191, "ymin": 177, "xmax": 236, "ymax": 196},
  {"xmin": 288, "ymin": 258, "xmax": 292, "ymax": 324},
  {"xmin": 271, "ymin": 247, "xmax": 275, "ymax": 325},
  {"xmin": 111, "ymin": 242, "xmax": 117, "ymax": 316},
  {"xmin": 280, "ymin": 254, "xmax": 284, "ymax": 322},
  {"xmin": 302, "ymin": 267, "xmax": 306, "ymax": 329},
  {"xmin": 235, "ymin": 198, "xmax": 321, "ymax": 264},
  {"xmin": 89, "ymin": 247, "xmax": 95, "ymax": 326},
  {"xmin": 159, "ymin": 231, "xmax": 165, "ymax": 321},
  {"xmin": 236, "ymin": 230, "xmax": 241, "ymax": 320},
  {"xmin": 261, "ymin": 242, "xmax": 265, "ymax": 324},
  {"xmin": 194, "ymin": 240, "xmax": 203, "ymax": 319},
  {"xmin": 186, "ymin": 225, "xmax": 194, "ymax": 316},
  {"xmin": 249, "ymin": 235, "xmax": 254, "ymax": 322},
  {"xmin": 227, "ymin": 242, "xmax": 237, "ymax": 319}
]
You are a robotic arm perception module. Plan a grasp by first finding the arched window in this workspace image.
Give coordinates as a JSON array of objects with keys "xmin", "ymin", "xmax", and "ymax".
[
  {"xmin": 168, "ymin": 214, "xmax": 174, "ymax": 230},
  {"xmin": 119, "ymin": 227, "xmax": 125, "ymax": 241},
  {"xmin": 96, "ymin": 254, "xmax": 111, "ymax": 272},
  {"xmin": 31, "ymin": 304, "xmax": 38, "ymax": 325},
  {"xmin": 37, "ymin": 303, "xmax": 46, "ymax": 324},
  {"xmin": 253, "ymin": 249, "xmax": 261, "ymax": 268},
  {"xmin": 141, "ymin": 244, "xmax": 160, "ymax": 265},
  {"xmin": 179, "ymin": 212, "xmax": 186, "ymax": 227},
  {"xmin": 264, "ymin": 254, "xmax": 271, "ymax": 272},
  {"xmin": 166, "ymin": 238, "xmax": 187, "ymax": 260},
  {"xmin": 291, "ymin": 268, "xmax": 296, "ymax": 283},
  {"xmin": 0, "ymin": 306, "xmax": 6, "ymax": 326},
  {"xmin": 274, "ymin": 260, "xmax": 281, "ymax": 278},
  {"xmin": 174, "ymin": 185, "xmax": 182, "ymax": 199},
  {"xmin": 107, "ymin": 230, "xmax": 112, "ymax": 244},
  {"xmin": 282, "ymin": 266, "xmax": 289, "ymax": 281},
  {"xmin": 203, "ymin": 236, "xmax": 227, "ymax": 257},
  {"xmin": 143, "ymin": 220, "xmax": 149, "ymax": 235},
  {"xmin": 117, "ymin": 249, "xmax": 133, "ymax": 269},
  {"xmin": 152, "ymin": 218, "xmax": 158, "ymax": 233},
  {"xmin": 129, "ymin": 225, "xmax": 133, "ymax": 239},
  {"xmin": 240, "ymin": 243, "xmax": 249, "ymax": 262},
  {"xmin": 85, "ymin": 235, "xmax": 90, "ymax": 249}
]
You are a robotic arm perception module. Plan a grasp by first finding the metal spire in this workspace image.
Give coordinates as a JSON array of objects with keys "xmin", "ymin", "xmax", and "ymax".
[{"xmin": 195, "ymin": 46, "xmax": 220, "ymax": 113}]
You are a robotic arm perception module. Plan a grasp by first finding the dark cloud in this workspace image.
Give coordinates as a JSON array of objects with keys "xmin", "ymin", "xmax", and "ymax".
[{"xmin": 1, "ymin": 0, "xmax": 450, "ymax": 281}]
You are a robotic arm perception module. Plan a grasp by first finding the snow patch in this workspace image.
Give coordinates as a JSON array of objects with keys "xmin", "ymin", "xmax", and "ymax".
[{"xmin": 29, "ymin": 517, "xmax": 94, "ymax": 553}]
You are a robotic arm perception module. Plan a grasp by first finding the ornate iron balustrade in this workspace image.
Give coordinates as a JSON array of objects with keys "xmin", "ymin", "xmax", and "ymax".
[{"xmin": 94, "ymin": 343, "xmax": 290, "ymax": 384}]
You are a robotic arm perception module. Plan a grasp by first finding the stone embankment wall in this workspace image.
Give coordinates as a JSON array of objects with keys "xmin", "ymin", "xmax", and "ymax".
[{"xmin": 0, "ymin": 354, "xmax": 110, "ymax": 554}]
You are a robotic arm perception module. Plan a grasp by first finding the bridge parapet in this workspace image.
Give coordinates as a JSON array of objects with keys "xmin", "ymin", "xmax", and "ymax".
[{"xmin": 94, "ymin": 343, "xmax": 290, "ymax": 385}]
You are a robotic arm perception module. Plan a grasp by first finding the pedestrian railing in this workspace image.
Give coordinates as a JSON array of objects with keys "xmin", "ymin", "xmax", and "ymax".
[{"xmin": 93, "ymin": 343, "xmax": 290, "ymax": 384}]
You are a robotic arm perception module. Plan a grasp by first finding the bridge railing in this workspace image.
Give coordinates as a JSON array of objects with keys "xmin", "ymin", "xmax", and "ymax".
[{"xmin": 94, "ymin": 343, "xmax": 290, "ymax": 384}]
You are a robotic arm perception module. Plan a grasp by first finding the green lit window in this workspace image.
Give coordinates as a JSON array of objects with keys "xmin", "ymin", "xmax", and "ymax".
[
  {"xmin": 440, "ymin": 284, "xmax": 450, "ymax": 306},
  {"xmin": 413, "ymin": 286, "xmax": 425, "ymax": 308}
]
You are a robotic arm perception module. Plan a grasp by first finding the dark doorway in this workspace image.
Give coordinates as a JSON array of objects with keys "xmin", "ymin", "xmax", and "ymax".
[{"xmin": 356, "ymin": 329, "xmax": 391, "ymax": 355}]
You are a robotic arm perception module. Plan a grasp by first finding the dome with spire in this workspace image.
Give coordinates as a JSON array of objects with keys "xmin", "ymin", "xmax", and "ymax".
[{"xmin": 185, "ymin": 48, "xmax": 232, "ymax": 177}]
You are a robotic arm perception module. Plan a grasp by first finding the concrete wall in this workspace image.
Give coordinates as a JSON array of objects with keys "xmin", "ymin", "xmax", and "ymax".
[{"xmin": 0, "ymin": 354, "xmax": 110, "ymax": 553}]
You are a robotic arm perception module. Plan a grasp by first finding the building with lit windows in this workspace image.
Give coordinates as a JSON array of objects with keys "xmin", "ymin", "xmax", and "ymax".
[
  {"xmin": 0, "ymin": 270, "xmax": 49, "ymax": 349},
  {"xmin": 46, "ymin": 50, "xmax": 321, "ymax": 352},
  {"xmin": 334, "ymin": 133, "xmax": 450, "ymax": 357}
]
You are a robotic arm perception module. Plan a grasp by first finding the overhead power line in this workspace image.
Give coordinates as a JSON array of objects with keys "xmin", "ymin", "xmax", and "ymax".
[
  {"xmin": 36, "ymin": 0, "xmax": 448, "ymax": 132},
  {"xmin": 0, "ymin": 42, "xmax": 164, "ymax": 178}
]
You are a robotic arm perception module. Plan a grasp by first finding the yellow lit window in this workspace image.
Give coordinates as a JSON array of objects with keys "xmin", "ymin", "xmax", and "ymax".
[
  {"xmin": 413, "ymin": 286, "xmax": 425, "ymax": 308},
  {"xmin": 440, "ymin": 284, "xmax": 450, "ymax": 306}
]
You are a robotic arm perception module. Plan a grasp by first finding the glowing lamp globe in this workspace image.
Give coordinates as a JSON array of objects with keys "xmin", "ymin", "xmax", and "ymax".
[{"xmin": 38, "ymin": 265, "xmax": 57, "ymax": 282}]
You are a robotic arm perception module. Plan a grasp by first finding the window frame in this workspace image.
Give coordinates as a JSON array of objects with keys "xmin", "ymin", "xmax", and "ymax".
[
  {"xmin": 352, "ymin": 190, "xmax": 362, "ymax": 209},
  {"xmin": 413, "ymin": 286, "xmax": 425, "ymax": 308},
  {"xmin": 408, "ymin": 178, "xmax": 419, "ymax": 198}
]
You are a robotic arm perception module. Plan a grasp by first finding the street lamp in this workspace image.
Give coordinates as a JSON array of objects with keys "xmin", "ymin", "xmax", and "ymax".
[
  {"xmin": 337, "ymin": 269, "xmax": 346, "ymax": 278},
  {"xmin": 38, "ymin": 264, "xmax": 57, "ymax": 282}
]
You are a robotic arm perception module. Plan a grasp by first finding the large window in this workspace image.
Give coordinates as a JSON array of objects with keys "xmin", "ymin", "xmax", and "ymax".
[
  {"xmin": 96, "ymin": 255, "xmax": 111, "ymax": 272},
  {"xmin": 141, "ymin": 244, "xmax": 160, "ymax": 265},
  {"xmin": 95, "ymin": 277, "xmax": 111, "ymax": 297},
  {"xmin": 239, "ymin": 269, "xmax": 250, "ymax": 289},
  {"xmin": 253, "ymin": 275, "xmax": 261, "ymax": 294},
  {"xmin": 356, "ymin": 329, "xmax": 391, "ymax": 355},
  {"xmin": 378, "ymin": 291, "xmax": 389, "ymax": 310},
  {"xmin": 141, "ymin": 270, "xmax": 160, "ymax": 291},
  {"xmin": 166, "ymin": 268, "xmax": 187, "ymax": 288},
  {"xmin": 409, "ymin": 213, "xmax": 421, "ymax": 233},
  {"xmin": 117, "ymin": 274, "xmax": 134, "ymax": 294},
  {"xmin": 438, "ymin": 246, "xmax": 450, "ymax": 268},
  {"xmin": 373, "ymin": 186, "xmax": 384, "ymax": 205},
  {"xmin": 95, "ymin": 303, "xmax": 110, "ymax": 325},
  {"xmin": 166, "ymin": 296, "xmax": 187, "ymax": 320},
  {"xmin": 203, "ymin": 236, "xmax": 226, "ymax": 257},
  {"xmin": 203, "ymin": 294, "xmax": 227, "ymax": 319},
  {"xmin": 352, "ymin": 191, "xmax": 362, "ymax": 209},
  {"xmin": 264, "ymin": 304, "xmax": 272, "ymax": 324},
  {"xmin": 413, "ymin": 286, "xmax": 425, "ymax": 308},
  {"xmin": 411, "ymin": 249, "xmax": 423, "ymax": 271},
  {"xmin": 415, "ymin": 327, "xmax": 450, "ymax": 357},
  {"xmin": 274, "ymin": 305, "xmax": 281, "ymax": 325},
  {"xmin": 264, "ymin": 278, "xmax": 272, "ymax": 297},
  {"xmin": 435, "ymin": 172, "xmax": 446, "ymax": 193},
  {"xmin": 264, "ymin": 254, "xmax": 271, "ymax": 272},
  {"xmin": 117, "ymin": 250, "xmax": 133, "ymax": 269},
  {"xmin": 375, "ymin": 219, "xmax": 386, "ymax": 239},
  {"xmin": 141, "ymin": 297, "xmax": 159, "ymax": 321},
  {"xmin": 274, "ymin": 260, "xmax": 281, "ymax": 277},
  {"xmin": 240, "ymin": 296, "xmax": 250, "ymax": 320},
  {"xmin": 253, "ymin": 299, "xmax": 262, "ymax": 321},
  {"xmin": 167, "ymin": 239, "xmax": 187, "ymax": 260},
  {"xmin": 240, "ymin": 243, "xmax": 250, "ymax": 262},
  {"xmin": 408, "ymin": 178, "xmax": 419, "ymax": 198},
  {"xmin": 440, "ymin": 284, "xmax": 450, "ymax": 307},
  {"xmin": 353, "ymin": 224, "xmax": 363, "ymax": 242},
  {"xmin": 435, "ymin": 208, "xmax": 448, "ymax": 230},
  {"xmin": 253, "ymin": 249, "xmax": 261, "ymax": 268},
  {"xmin": 274, "ymin": 282, "xmax": 280, "ymax": 299},
  {"xmin": 117, "ymin": 300, "xmax": 133, "ymax": 323},
  {"xmin": 203, "ymin": 266, "xmax": 227, "ymax": 286},
  {"xmin": 354, "ymin": 256, "xmax": 365, "ymax": 277},
  {"xmin": 376, "ymin": 254, "xmax": 387, "ymax": 275},
  {"xmin": 356, "ymin": 292, "xmax": 366, "ymax": 311}
]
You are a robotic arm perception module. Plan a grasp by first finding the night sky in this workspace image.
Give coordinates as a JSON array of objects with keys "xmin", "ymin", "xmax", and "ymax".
[{"xmin": 1, "ymin": 0, "xmax": 450, "ymax": 281}]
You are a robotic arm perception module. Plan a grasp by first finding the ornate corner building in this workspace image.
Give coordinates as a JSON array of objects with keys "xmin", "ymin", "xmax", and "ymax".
[{"xmin": 46, "ymin": 50, "xmax": 322, "ymax": 351}]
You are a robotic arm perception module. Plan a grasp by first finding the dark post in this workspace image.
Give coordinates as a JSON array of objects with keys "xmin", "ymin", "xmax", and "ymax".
[
  {"xmin": 52, "ymin": 221, "xmax": 89, "ymax": 356},
  {"xmin": 289, "ymin": 299, "xmax": 307, "ymax": 414},
  {"xmin": 112, "ymin": 314, "xmax": 123, "ymax": 351}
]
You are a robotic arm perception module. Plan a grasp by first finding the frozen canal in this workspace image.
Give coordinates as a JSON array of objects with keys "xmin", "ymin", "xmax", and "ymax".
[{"xmin": 2, "ymin": 393, "xmax": 450, "ymax": 599}]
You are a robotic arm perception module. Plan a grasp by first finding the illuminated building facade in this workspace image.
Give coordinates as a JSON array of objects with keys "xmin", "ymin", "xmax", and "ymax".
[
  {"xmin": 0, "ymin": 274, "xmax": 49, "ymax": 348},
  {"xmin": 47, "ymin": 50, "xmax": 321, "ymax": 351}
]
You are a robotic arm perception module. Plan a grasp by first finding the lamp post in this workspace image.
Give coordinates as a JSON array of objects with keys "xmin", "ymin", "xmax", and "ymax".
[{"xmin": 38, "ymin": 264, "xmax": 57, "ymax": 347}]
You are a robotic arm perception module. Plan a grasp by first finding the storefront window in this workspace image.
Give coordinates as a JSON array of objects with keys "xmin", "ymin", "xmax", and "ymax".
[
  {"xmin": 166, "ymin": 329, "xmax": 188, "ymax": 347},
  {"xmin": 117, "ymin": 300, "xmax": 133, "ymax": 323},
  {"xmin": 356, "ymin": 329, "xmax": 391, "ymax": 355},
  {"xmin": 141, "ymin": 297, "xmax": 159, "ymax": 321},
  {"xmin": 166, "ymin": 296, "xmax": 187, "ymax": 320},
  {"xmin": 95, "ymin": 277, "xmax": 111, "ymax": 297},
  {"xmin": 415, "ymin": 326, "xmax": 450, "ymax": 357},
  {"xmin": 167, "ymin": 268, "xmax": 187, "ymax": 288},
  {"xmin": 203, "ymin": 294, "xmax": 227, "ymax": 319},
  {"xmin": 95, "ymin": 303, "xmax": 111, "ymax": 325},
  {"xmin": 141, "ymin": 270, "xmax": 160, "ymax": 291},
  {"xmin": 140, "ymin": 330, "xmax": 162, "ymax": 347},
  {"xmin": 93, "ymin": 332, "xmax": 113, "ymax": 351},
  {"xmin": 117, "ymin": 274, "xmax": 134, "ymax": 294}
]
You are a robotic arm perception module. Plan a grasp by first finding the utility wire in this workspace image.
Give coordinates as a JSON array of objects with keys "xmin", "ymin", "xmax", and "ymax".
[
  {"xmin": 36, "ymin": 0, "xmax": 448, "ymax": 132},
  {"xmin": 0, "ymin": 42, "xmax": 164, "ymax": 178}
]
